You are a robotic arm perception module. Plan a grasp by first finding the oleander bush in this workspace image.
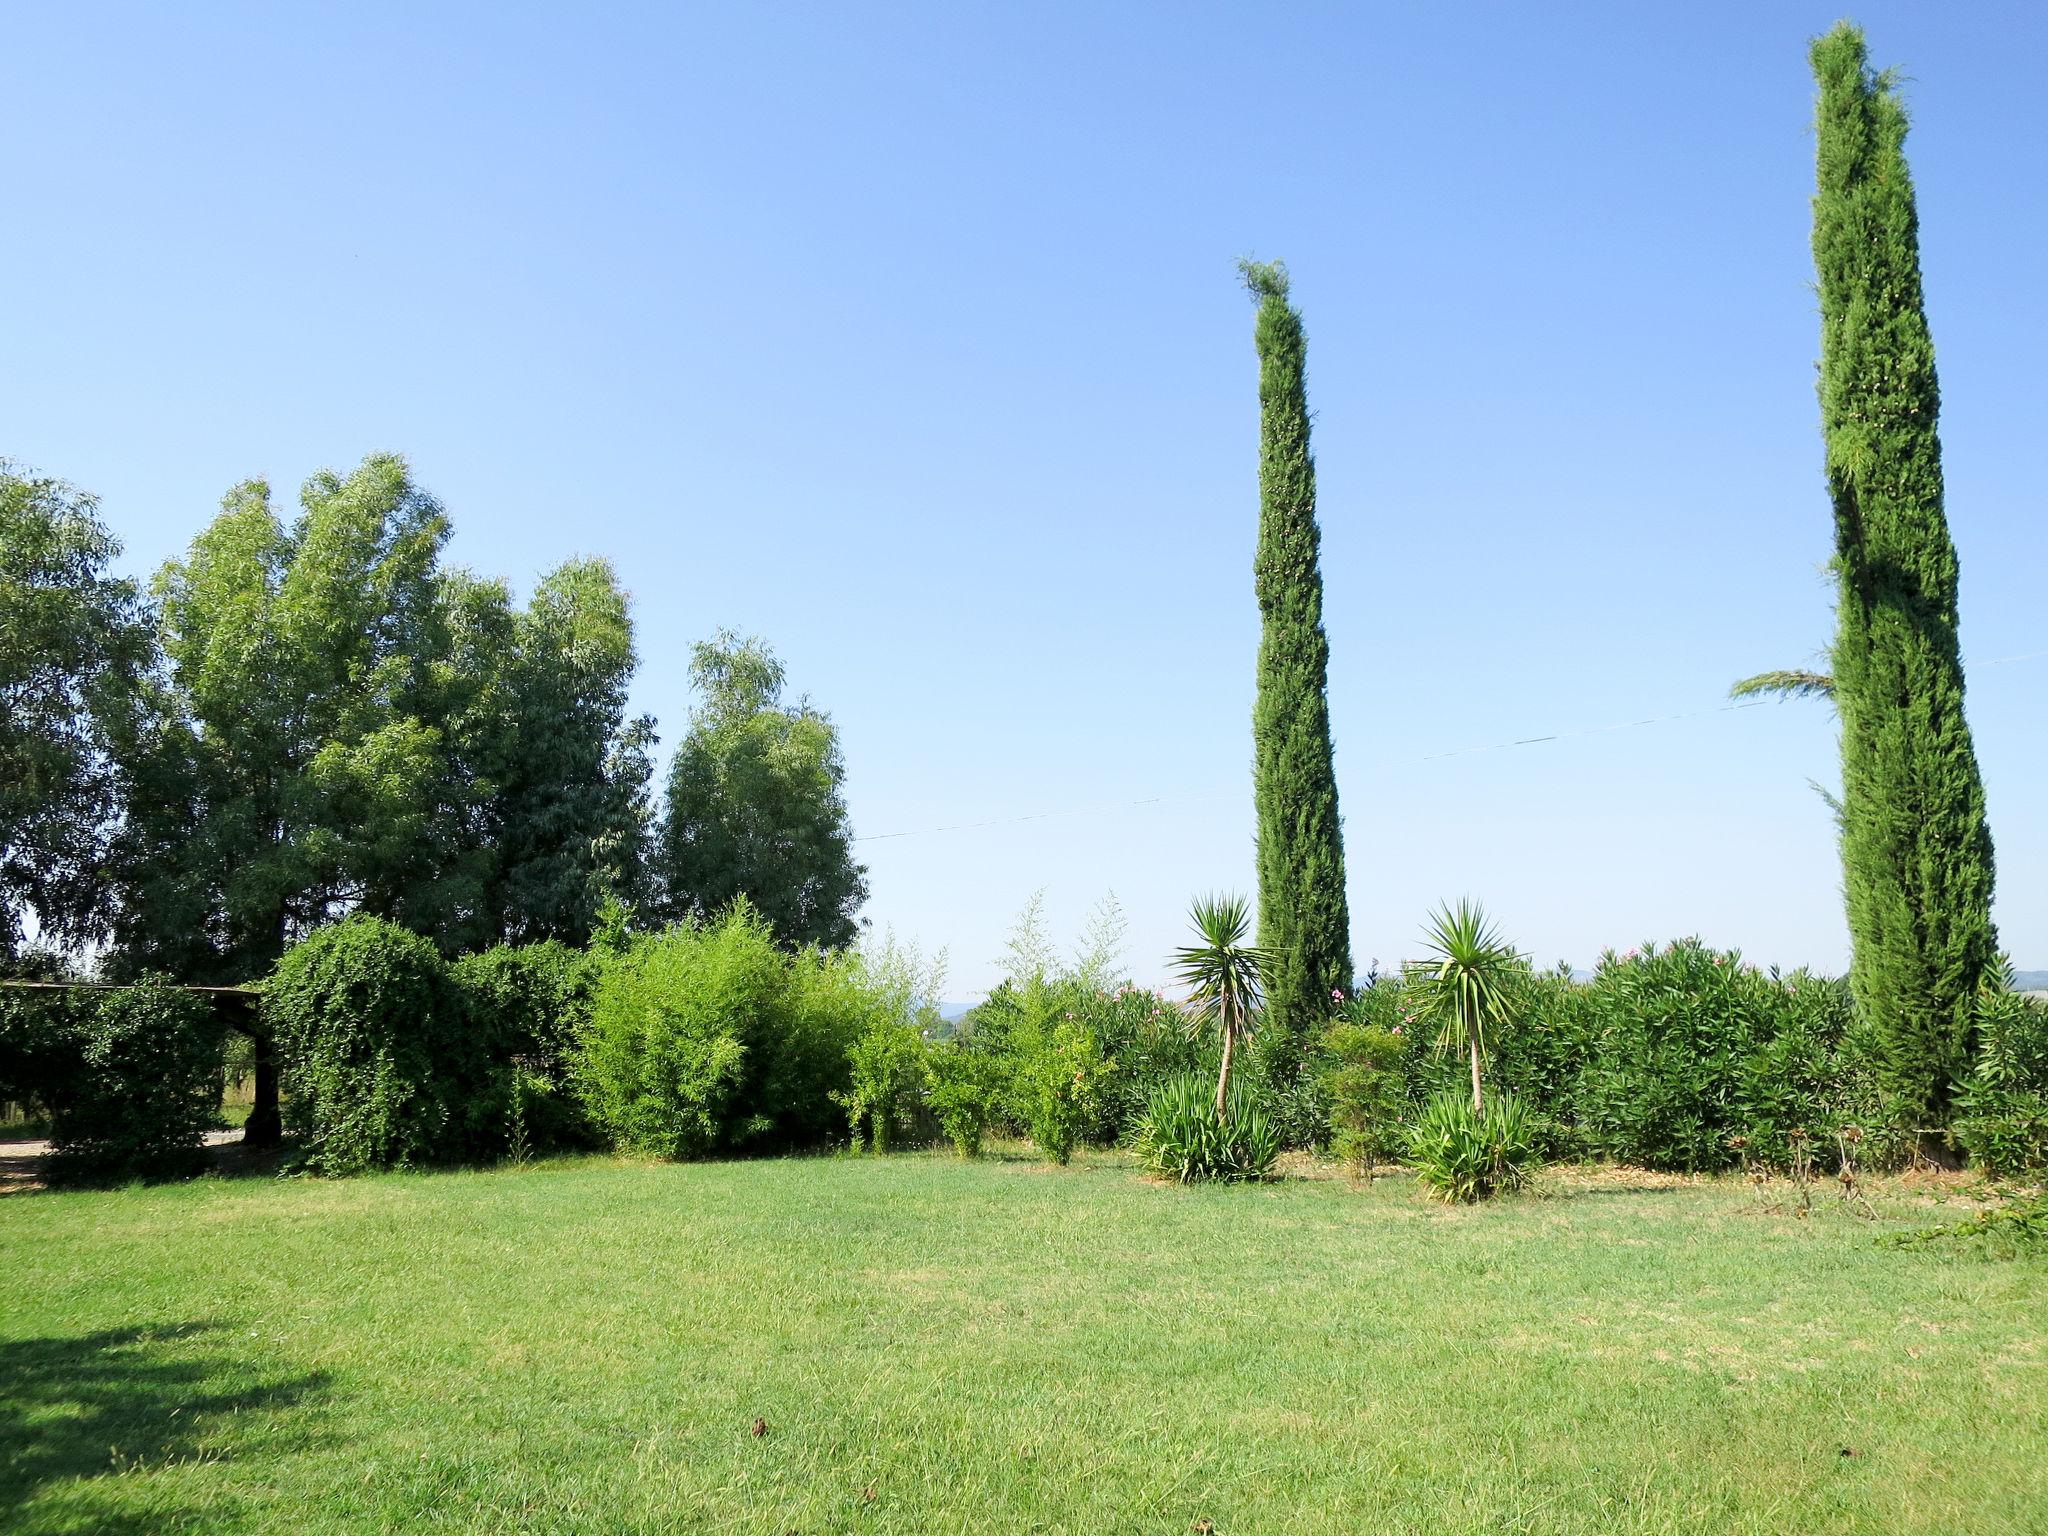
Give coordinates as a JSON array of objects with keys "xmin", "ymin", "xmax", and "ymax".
[
  {"xmin": 268, "ymin": 916, "xmax": 491, "ymax": 1174},
  {"xmin": 1954, "ymin": 987, "xmax": 2048, "ymax": 1177},
  {"xmin": 45, "ymin": 979, "xmax": 227, "ymax": 1186},
  {"xmin": 1129, "ymin": 1071, "xmax": 1279, "ymax": 1184}
]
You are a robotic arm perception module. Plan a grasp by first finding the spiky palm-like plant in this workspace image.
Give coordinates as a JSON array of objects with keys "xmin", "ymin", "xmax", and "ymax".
[
  {"xmin": 1172, "ymin": 894, "xmax": 1271, "ymax": 1116},
  {"xmin": 1414, "ymin": 900, "xmax": 1521, "ymax": 1114}
]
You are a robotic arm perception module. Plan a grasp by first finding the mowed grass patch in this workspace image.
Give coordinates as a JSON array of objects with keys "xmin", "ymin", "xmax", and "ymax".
[{"xmin": 2, "ymin": 1151, "xmax": 2042, "ymax": 1534}]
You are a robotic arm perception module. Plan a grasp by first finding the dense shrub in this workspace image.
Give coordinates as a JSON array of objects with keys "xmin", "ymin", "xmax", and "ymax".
[
  {"xmin": 963, "ymin": 977, "xmax": 1202, "ymax": 1147},
  {"xmin": 1130, "ymin": 1072, "xmax": 1278, "ymax": 1184},
  {"xmin": 452, "ymin": 940, "xmax": 600, "ymax": 1152},
  {"xmin": 570, "ymin": 905, "xmax": 916, "ymax": 1158},
  {"xmin": 923, "ymin": 1043, "xmax": 1003, "ymax": 1157},
  {"xmin": 46, "ymin": 980, "xmax": 226, "ymax": 1185},
  {"xmin": 572, "ymin": 906, "xmax": 789, "ymax": 1157},
  {"xmin": 1322, "ymin": 1019, "xmax": 1404, "ymax": 1178},
  {"xmin": 0, "ymin": 962, "xmax": 86, "ymax": 1127},
  {"xmin": 1575, "ymin": 941, "xmax": 1873, "ymax": 1172},
  {"xmin": 268, "ymin": 916, "xmax": 490, "ymax": 1174},
  {"xmin": 1002, "ymin": 983, "xmax": 1115, "ymax": 1165},
  {"xmin": 837, "ymin": 1009, "xmax": 925, "ymax": 1152},
  {"xmin": 1955, "ymin": 989, "xmax": 2048, "ymax": 1177},
  {"xmin": 1408, "ymin": 1091, "xmax": 1536, "ymax": 1203}
]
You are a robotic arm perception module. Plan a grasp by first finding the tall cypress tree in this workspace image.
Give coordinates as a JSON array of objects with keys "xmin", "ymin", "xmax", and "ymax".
[
  {"xmin": 1811, "ymin": 25, "xmax": 1996, "ymax": 1136},
  {"xmin": 1242, "ymin": 259, "xmax": 1351, "ymax": 1061}
]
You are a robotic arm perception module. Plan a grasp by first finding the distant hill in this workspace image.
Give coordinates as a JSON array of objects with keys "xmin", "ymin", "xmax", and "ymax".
[{"xmin": 2012, "ymin": 970, "xmax": 2048, "ymax": 993}]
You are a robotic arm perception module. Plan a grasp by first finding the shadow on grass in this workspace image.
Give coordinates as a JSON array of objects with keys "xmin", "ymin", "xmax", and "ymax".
[
  {"xmin": 0, "ymin": 1135, "xmax": 299, "ymax": 1197},
  {"xmin": 0, "ymin": 1322, "xmax": 332, "ymax": 1533}
]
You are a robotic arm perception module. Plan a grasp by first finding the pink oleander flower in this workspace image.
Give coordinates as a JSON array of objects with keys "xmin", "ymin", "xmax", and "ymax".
[{"xmin": 1331, "ymin": 988, "xmax": 1345, "ymax": 1003}]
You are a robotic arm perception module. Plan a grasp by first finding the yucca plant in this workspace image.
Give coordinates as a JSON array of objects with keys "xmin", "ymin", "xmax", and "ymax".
[
  {"xmin": 1408, "ymin": 1090, "xmax": 1537, "ymax": 1203},
  {"xmin": 1413, "ymin": 900, "xmax": 1521, "ymax": 1114},
  {"xmin": 1130, "ymin": 1071, "xmax": 1279, "ymax": 1184},
  {"xmin": 1172, "ymin": 893, "xmax": 1271, "ymax": 1115}
]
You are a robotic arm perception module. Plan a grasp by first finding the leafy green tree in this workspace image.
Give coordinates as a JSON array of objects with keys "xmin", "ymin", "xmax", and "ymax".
[
  {"xmin": 110, "ymin": 455, "xmax": 455, "ymax": 981},
  {"xmin": 1810, "ymin": 24, "xmax": 1997, "ymax": 1136},
  {"xmin": 1172, "ymin": 893, "xmax": 1270, "ymax": 1115},
  {"xmin": 656, "ymin": 631, "xmax": 866, "ymax": 949},
  {"xmin": 0, "ymin": 466, "xmax": 150, "ymax": 951},
  {"xmin": 463, "ymin": 558, "xmax": 656, "ymax": 946},
  {"xmin": 112, "ymin": 455, "xmax": 656, "ymax": 973},
  {"xmin": 1240, "ymin": 260, "xmax": 1352, "ymax": 1068}
]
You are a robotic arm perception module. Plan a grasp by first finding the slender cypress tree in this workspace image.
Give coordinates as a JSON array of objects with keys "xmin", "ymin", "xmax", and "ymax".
[
  {"xmin": 1811, "ymin": 24, "xmax": 1996, "ymax": 1137},
  {"xmin": 1242, "ymin": 259, "xmax": 1351, "ymax": 1063}
]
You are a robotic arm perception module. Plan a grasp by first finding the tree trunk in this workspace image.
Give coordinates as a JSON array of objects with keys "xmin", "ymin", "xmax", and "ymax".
[
  {"xmin": 1469, "ymin": 1038, "xmax": 1484, "ymax": 1117},
  {"xmin": 1215, "ymin": 1023, "xmax": 1235, "ymax": 1118},
  {"xmin": 242, "ymin": 1028, "xmax": 283, "ymax": 1148}
]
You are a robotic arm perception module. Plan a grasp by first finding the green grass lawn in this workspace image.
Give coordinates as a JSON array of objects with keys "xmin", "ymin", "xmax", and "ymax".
[{"xmin": 2, "ymin": 1150, "xmax": 2042, "ymax": 1535}]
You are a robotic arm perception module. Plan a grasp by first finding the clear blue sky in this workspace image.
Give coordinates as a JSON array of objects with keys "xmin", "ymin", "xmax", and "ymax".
[{"xmin": 6, "ymin": 3, "xmax": 2042, "ymax": 995}]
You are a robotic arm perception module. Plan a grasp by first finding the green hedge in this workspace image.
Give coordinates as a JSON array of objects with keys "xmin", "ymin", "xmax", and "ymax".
[
  {"xmin": 267, "ymin": 916, "xmax": 492, "ymax": 1174},
  {"xmin": 45, "ymin": 979, "xmax": 227, "ymax": 1186}
]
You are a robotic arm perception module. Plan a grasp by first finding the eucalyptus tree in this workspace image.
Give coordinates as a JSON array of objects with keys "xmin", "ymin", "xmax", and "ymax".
[
  {"xmin": 1240, "ymin": 259, "xmax": 1352, "ymax": 1069},
  {"xmin": 655, "ymin": 631, "xmax": 866, "ymax": 949},
  {"xmin": 1809, "ymin": 24, "xmax": 1996, "ymax": 1135},
  {"xmin": 0, "ymin": 465, "xmax": 150, "ymax": 953}
]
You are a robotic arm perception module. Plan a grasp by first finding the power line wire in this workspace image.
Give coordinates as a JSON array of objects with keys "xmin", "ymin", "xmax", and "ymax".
[{"xmin": 853, "ymin": 646, "xmax": 2046, "ymax": 844}]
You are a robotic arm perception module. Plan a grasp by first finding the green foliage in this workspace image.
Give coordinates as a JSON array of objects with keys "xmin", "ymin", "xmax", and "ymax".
[
  {"xmin": 837, "ymin": 1010, "xmax": 925, "ymax": 1153},
  {"xmin": 1412, "ymin": 901, "xmax": 1522, "ymax": 1113},
  {"xmin": 1130, "ymin": 1071, "xmax": 1279, "ymax": 1184},
  {"xmin": 112, "ymin": 457, "xmax": 454, "ymax": 981},
  {"xmin": 1577, "ymin": 940, "xmax": 1872, "ymax": 1173},
  {"xmin": 0, "ymin": 962, "xmax": 88, "ymax": 1120},
  {"xmin": 1242, "ymin": 259, "xmax": 1352, "ymax": 1071},
  {"xmin": 267, "ymin": 915, "xmax": 489, "ymax": 1174},
  {"xmin": 0, "ymin": 464, "xmax": 150, "ymax": 950},
  {"xmin": 1005, "ymin": 983, "xmax": 1115, "ymax": 1165},
  {"xmin": 1322, "ymin": 1019, "xmax": 1405, "ymax": 1178},
  {"xmin": 45, "ymin": 980, "xmax": 227, "ymax": 1186},
  {"xmin": 110, "ymin": 455, "xmax": 655, "ymax": 980},
  {"xmin": 922, "ymin": 1043, "xmax": 1003, "ymax": 1157},
  {"xmin": 451, "ymin": 940, "xmax": 601, "ymax": 1151},
  {"xmin": 1172, "ymin": 893, "xmax": 1269, "ymax": 1115},
  {"xmin": 463, "ymin": 558, "xmax": 657, "ymax": 947},
  {"xmin": 655, "ymin": 631, "xmax": 867, "ymax": 950},
  {"xmin": 1885, "ymin": 1189, "xmax": 2048, "ymax": 1259},
  {"xmin": 1811, "ymin": 24, "xmax": 1997, "ymax": 1135},
  {"xmin": 1954, "ymin": 989, "xmax": 2048, "ymax": 1177},
  {"xmin": 1408, "ymin": 1091, "xmax": 1537, "ymax": 1204},
  {"xmin": 571, "ymin": 905, "xmax": 789, "ymax": 1158},
  {"xmin": 570, "ymin": 906, "xmax": 918, "ymax": 1158}
]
